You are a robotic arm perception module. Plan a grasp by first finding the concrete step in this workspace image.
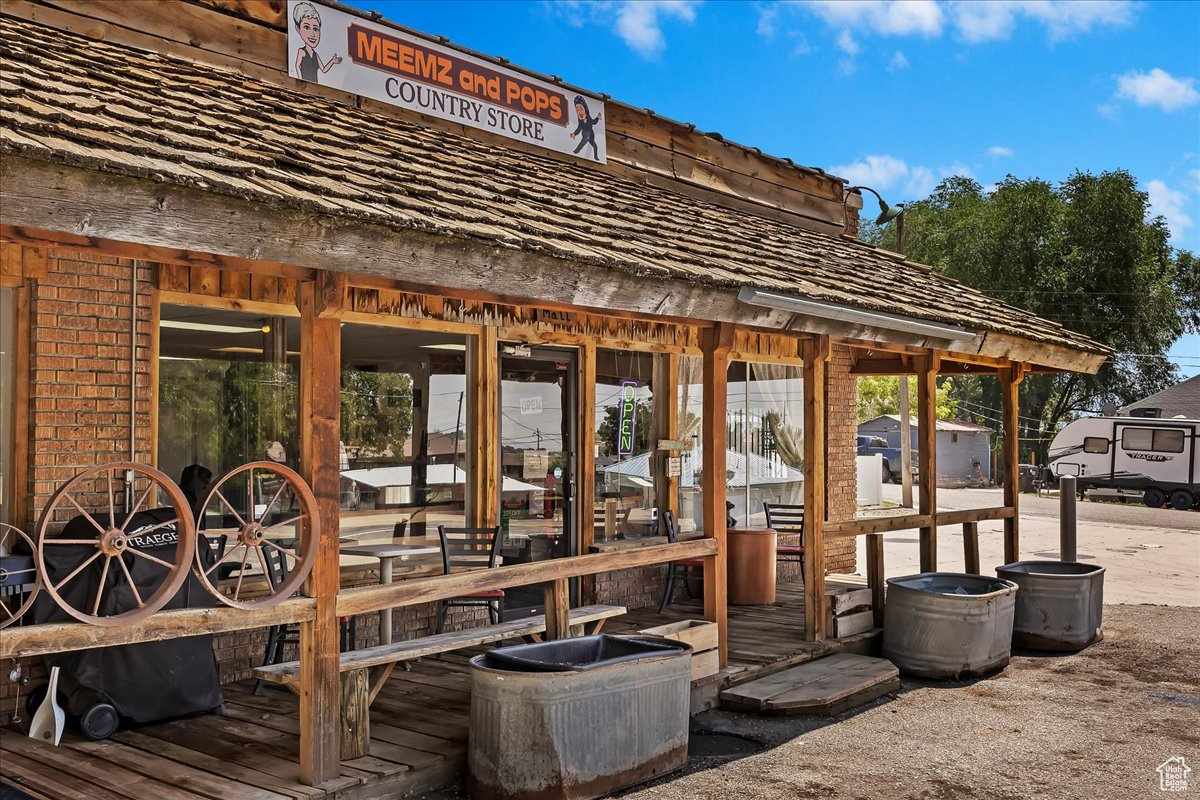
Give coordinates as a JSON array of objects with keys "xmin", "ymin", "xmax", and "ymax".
[{"xmin": 719, "ymin": 653, "xmax": 898, "ymax": 716}]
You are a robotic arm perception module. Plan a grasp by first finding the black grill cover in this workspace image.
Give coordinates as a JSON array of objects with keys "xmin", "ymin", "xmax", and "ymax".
[{"xmin": 34, "ymin": 509, "xmax": 224, "ymax": 722}]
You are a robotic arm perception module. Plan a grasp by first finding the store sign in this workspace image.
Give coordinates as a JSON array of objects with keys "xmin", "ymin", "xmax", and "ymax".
[
  {"xmin": 286, "ymin": 1, "xmax": 606, "ymax": 162},
  {"xmin": 523, "ymin": 450, "xmax": 549, "ymax": 480},
  {"xmin": 618, "ymin": 380, "xmax": 638, "ymax": 456}
]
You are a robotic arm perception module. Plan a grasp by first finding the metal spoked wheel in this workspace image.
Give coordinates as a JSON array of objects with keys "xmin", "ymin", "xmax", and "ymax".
[
  {"xmin": 35, "ymin": 463, "xmax": 195, "ymax": 626},
  {"xmin": 192, "ymin": 462, "xmax": 319, "ymax": 609},
  {"xmin": 0, "ymin": 523, "xmax": 41, "ymax": 629}
]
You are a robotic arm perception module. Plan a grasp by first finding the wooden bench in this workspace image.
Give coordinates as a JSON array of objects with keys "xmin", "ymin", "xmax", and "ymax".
[{"xmin": 253, "ymin": 604, "xmax": 626, "ymax": 758}]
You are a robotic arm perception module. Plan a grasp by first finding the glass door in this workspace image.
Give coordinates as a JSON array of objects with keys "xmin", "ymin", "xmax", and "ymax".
[{"xmin": 498, "ymin": 344, "xmax": 578, "ymax": 619}]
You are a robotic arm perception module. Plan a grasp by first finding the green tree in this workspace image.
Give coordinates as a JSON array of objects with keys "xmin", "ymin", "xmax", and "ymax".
[
  {"xmin": 340, "ymin": 370, "xmax": 413, "ymax": 460},
  {"xmin": 596, "ymin": 402, "xmax": 654, "ymax": 458},
  {"xmin": 857, "ymin": 375, "xmax": 959, "ymax": 422},
  {"xmin": 868, "ymin": 170, "xmax": 1199, "ymax": 461}
]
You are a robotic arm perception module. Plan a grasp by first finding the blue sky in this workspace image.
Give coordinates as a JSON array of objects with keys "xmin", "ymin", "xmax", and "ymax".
[{"xmin": 352, "ymin": 0, "xmax": 1200, "ymax": 379}]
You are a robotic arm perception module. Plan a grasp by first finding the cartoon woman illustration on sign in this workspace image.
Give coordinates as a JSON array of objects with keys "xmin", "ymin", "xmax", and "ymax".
[
  {"xmin": 569, "ymin": 95, "xmax": 602, "ymax": 161},
  {"xmin": 293, "ymin": 2, "xmax": 342, "ymax": 83}
]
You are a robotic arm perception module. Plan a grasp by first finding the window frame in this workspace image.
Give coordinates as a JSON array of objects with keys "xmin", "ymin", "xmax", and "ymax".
[{"xmin": 1083, "ymin": 436, "xmax": 1110, "ymax": 455}]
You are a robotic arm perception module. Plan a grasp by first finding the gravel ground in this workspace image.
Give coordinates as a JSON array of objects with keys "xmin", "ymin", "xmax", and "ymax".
[{"xmin": 618, "ymin": 604, "xmax": 1200, "ymax": 800}]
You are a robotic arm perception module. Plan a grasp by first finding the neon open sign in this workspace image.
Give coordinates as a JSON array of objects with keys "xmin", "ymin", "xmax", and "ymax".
[{"xmin": 618, "ymin": 380, "xmax": 638, "ymax": 456}]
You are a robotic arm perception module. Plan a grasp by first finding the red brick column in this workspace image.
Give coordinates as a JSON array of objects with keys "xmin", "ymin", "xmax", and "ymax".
[{"xmin": 825, "ymin": 345, "xmax": 857, "ymax": 573}]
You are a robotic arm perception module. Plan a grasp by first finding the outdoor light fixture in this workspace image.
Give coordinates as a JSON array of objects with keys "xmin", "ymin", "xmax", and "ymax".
[
  {"xmin": 843, "ymin": 185, "xmax": 906, "ymax": 253},
  {"xmin": 737, "ymin": 287, "xmax": 974, "ymax": 341},
  {"xmin": 161, "ymin": 320, "xmax": 264, "ymax": 335}
]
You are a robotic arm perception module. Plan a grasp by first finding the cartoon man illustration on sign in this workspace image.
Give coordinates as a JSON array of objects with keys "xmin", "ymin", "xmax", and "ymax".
[
  {"xmin": 569, "ymin": 95, "xmax": 602, "ymax": 161},
  {"xmin": 292, "ymin": 2, "xmax": 342, "ymax": 82}
]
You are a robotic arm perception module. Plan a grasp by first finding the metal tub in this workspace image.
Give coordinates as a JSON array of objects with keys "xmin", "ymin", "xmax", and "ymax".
[
  {"xmin": 995, "ymin": 561, "xmax": 1104, "ymax": 651},
  {"xmin": 883, "ymin": 572, "xmax": 1019, "ymax": 679},
  {"xmin": 468, "ymin": 635, "xmax": 692, "ymax": 800}
]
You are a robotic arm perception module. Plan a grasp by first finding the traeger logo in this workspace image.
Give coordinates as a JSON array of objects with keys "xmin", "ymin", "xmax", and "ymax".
[
  {"xmin": 1128, "ymin": 452, "xmax": 1172, "ymax": 463},
  {"xmin": 126, "ymin": 523, "xmax": 179, "ymax": 550}
]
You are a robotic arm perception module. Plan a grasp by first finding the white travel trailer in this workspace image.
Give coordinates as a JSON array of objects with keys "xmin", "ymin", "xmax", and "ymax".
[{"xmin": 1048, "ymin": 416, "xmax": 1199, "ymax": 509}]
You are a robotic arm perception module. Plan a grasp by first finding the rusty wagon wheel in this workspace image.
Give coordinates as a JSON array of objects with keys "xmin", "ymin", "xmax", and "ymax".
[
  {"xmin": 35, "ymin": 463, "xmax": 195, "ymax": 627},
  {"xmin": 192, "ymin": 461, "xmax": 319, "ymax": 609},
  {"xmin": 0, "ymin": 523, "xmax": 42, "ymax": 629}
]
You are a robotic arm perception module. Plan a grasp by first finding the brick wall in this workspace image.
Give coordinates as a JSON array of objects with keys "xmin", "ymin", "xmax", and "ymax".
[{"xmin": 825, "ymin": 345, "xmax": 858, "ymax": 573}]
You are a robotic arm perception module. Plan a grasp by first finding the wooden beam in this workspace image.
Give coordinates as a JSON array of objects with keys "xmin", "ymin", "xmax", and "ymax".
[
  {"xmin": 917, "ymin": 353, "xmax": 940, "ymax": 572},
  {"xmin": 866, "ymin": 533, "xmax": 884, "ymax": 629},
  {"xmin": 577, "ymin": 341, "xmax": 597, "ymax": 603},
  {"xmin": 824, "ymin": 514, "xmax": 933, "ymax": 537},
  {"xmin": 1000, "ymin": 365, "xmax": 1025, "ymax": 564},
  {"xmin": 543, "ymin": 578, "xmax": 571, "ymax": 640},
  {"xmin": 652, "ymin": 353, "xmax": 680, "ymax": 519},
  {"xmin": 467, "ymin": 326, "xmax": 499, "ymax": 528},
  {"xmin": 298, "ymin": 279, "xmax": 342, "ymax": 786},
  {"xmin": 701, "ymin": 323, "xmax": 734, "ymax": 665},
  {"xmin": 934, "ymin": 506, "xmax": 1014, "ymax": 526},
  {"xmin": 802, "ymin": 334, "xmax": 831, "ymax": 641},
  {"xmin": 337, "ymin": 539, "xmax": 717, "ymax": 617},
  {"xmin": 0, "ymin": 598, "xmax": 315, "ymax": 659},
  {"xmin": 963, "ymin": 522, "xmax": 981, "ymax": 574}
]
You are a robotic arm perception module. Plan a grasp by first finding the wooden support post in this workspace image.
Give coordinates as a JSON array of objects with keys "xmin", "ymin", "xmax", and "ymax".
[
  {"xmin": 467, "ymin": 326, "xmax": 499, "ymax": 529},
  {"xmin": 543, "ymin": 578, "xmax": 571, "ymax": 640},
  {"xmin": 577, "ymin": 342, "xmax": 597, "ymax": 601},
  {"xmin": 9, "ymin": 281, "xmax": 30, "ymax": 530},
  {"xmin": 340, "ymin": 669, "xmax": 370, "ymax": 760},
  {"xmin": 298, "ymin": 277, "xmax": 342, "ymax": 786},
  {"xmin": 1000, "ymin": 365, "xmax": 1025, "ymax": 564},
  {"xmin": 653, "ymin": 353, "xmax": 680, "ymax": 519},
  {"xmin": 702, "ymin": 323, "xmax": 734, "ymax": 666},
  {"xmin": 963, "ymin": 522, "xmax": 980, "ymax": 574},
  {"xmin": 916, "ymin": 354, "xmax": 940, "ymax": 572},
  {"xmin": 802, "ymin": 335, "xmax": 831, "ymax": 642},
  {"xmin": 866, "ymin": 533, "xmax": 884, "ymax": 629}
]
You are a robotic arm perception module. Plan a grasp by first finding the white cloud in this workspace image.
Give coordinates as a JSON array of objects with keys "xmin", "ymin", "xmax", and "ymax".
[
  {"xmin": 829, "ymin": 154, "xmax": 974, "ymax": 199},
  {"xmin": 614, "ymin": 0, "xmax": 699, "ymax": 57},
  {"xmin": 757, "ymin": 4, "xmax": 778, "ymax": 38},
  {"xmin": 829, "ymin": 154, "xmax": 911, "ymax": 191},
  {"xmin": 1189, "ymin": 169, "xmax": 1200, "ymax": 194},
  {"xmin": 836, "ymin": 30, "xmax": 860, "ymax": 55},
  {"xmin": 987, "ymin": 145, "xmax": 1013, "ymax": 158},
  {"xmin": 762, "ymin": 1, "xmax": 1135, "ymax": 46},
  {"xmin": 806, "ymin": 0, "xmax": 944, "ymax": 37},
  {"xmin": 549, "ymin": 1, "xmax": 699, "ymax": 58},
  {"xmin": 1115, "ymin": 68, "xmax": 1199, "ymax": 112},
  {"xmin": 1146, "ymin": 179, "xmax": 1194, "ymax": 240},
  {"xmin": 887, "ymin": 50, "xmax": 910, "ymax": 71},
  {"xmin": 950, "ymin": 0, "xmax": 1134, "ymax": 43}
]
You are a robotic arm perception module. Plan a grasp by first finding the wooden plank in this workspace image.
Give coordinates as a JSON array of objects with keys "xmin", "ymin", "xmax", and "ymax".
[
  {"xmin": 337, "ymin": 539, "xmax": 714, "ymax": 616},
  {"xmin": 701, "ymin": 322, "xmax": 733, "ymax": 665},
  {"xmin": 825, "ymin": 586, "xmax": 871, "ymax": 616},
  {"xmin": 1001, "ymin": 365, "xmax": 1025, "ymax": 564},
  {"xmin": 917, "ymin": 354, "xmax": 940, "ymax": 572},
  {"xmin": 467, "ymin": 326, "xmax": 498, "ymax": 528},
  {"xmin": 69, "ymin": 737, "xmax": 292, "ymax": 800},
  {"xmin": 543, "ymin": 577, "xmax": 571, "ymax": 641},
  {"xmin": 934, "ymin": 506, "xmax": 1014, "ymax": 526},
  {"xmin": 157, "ymin": 288, "xmax": 300, "ymax": 318},
  {"xmin": 257, "ymin": 605, "xmax": 626, "ymax": 682},
  {"xmin": 298, "ymin": 277, "xmax": 342, "ymax": 786},
  {"xmin": 191, "ymin": 0, "xmax": 286, "ymax": 28},
  {"xmin": 759, "ymin": 658, "xmax": 898, "ymax": 715},
  {"xmin": 577, "ymin": 341, "xmax": 597, "ymax": 602},
  {"xmin": 866, "ymin": 533, "xmax": 884, "ymax": 629},
  {"xmin": 802, "ymin": 335, "xmax": 830, "ymax": 641},
  {"xmin": 0, "ymin": 597, "xmax": 315, "ymax": 659},
  {"xmin": 826, "ymin": 609, "xmax": 874, "ymax": 638},
  {"xmin": 963, "ymin": 521, "xmax": 980, "ymax": 574},
  {"xmin": 0, "ymin": 748, "xmax": 141, "ymax": 800},
  {"xmin": 110, "ymin": 730, "xmax": 322, "ymax": 800},
  {"xmin": 652, "ymin": 353, "xmax": 680, "ymax": 520},
  {"xmin": 340, "ymin": 669, "xmax": 371, "ymax": 761}
]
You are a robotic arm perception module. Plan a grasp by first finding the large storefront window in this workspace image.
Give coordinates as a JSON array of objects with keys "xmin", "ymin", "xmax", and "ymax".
[
  {"xmin": 677, "ymin": 356, "xmax": 704, "ymax": 532},
  {"xmin": 339, "ymin": 323, "xmax": 471, "ymax": 539},
  {"xmin": 595, "ymin": 349, "xmax": 656, "ymax": 539},
  {"xmin": 157, "ymin": 304, "xmax": 299, "ymax": 490},
  {"xmin": 727, "ymin": 362, "xmax": 805, "ymax": 526}
]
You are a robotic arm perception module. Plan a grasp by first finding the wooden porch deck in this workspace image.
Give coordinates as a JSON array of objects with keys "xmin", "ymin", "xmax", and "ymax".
[{"xmin": 0, "ymin": 581, "xmax": 851, "ymax": 800}]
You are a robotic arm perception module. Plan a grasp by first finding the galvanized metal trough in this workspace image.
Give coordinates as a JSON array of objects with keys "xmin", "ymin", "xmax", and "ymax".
[
  {"xmin": 468, "ymin": 634, "xmax": 692, "ymax": 800},
  {"xmin": 995, "ymin": 561, "xmax": 1104, "ymax": 651},
  {"xmin": 882, "ymin": 572, "xmax": 1019, "ymax": 679}
]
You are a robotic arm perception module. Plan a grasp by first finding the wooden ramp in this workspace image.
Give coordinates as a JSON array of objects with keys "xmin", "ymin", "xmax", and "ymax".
[{"xmin": 720, "ymin": 653, "xmax": 898, "ymax": 716}]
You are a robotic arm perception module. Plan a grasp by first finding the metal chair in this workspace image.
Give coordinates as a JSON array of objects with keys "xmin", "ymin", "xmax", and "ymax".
[
  {"xmin": 658, "ymin": 510, "xmax": 705, "ymax": 612},
  {"xmin": 254, "ymin": 543, "xmax": 355, "ymax": 694},
  {"xmin": 763, "ymin": 502, "xmax": 805, "ymax": 573},
  {"xmin": 436, "ymin": 525, "xmax": 504, "ymax": 632}
]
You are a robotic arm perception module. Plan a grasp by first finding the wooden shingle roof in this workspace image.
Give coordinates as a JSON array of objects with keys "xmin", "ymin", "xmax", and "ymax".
[{"xmin": 0, "ymin": 15, "xmax": 1107, "ymax": 361}]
